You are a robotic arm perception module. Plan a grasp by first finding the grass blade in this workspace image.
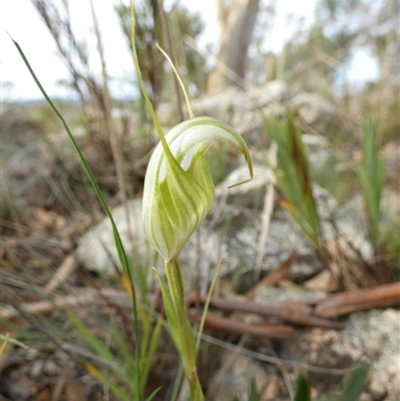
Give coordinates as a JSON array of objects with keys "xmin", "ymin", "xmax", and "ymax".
[
  {"xmin": 263, "ymin": 112, "xmax": 322, "ymax": 247},
  {"xmin": 293, "ymin": 371, "xmax": 311, "ymax": 401},
  {"xmin": 341, "ymin": 363, "xmax": 369, "ymax": 400},
  {"xmin": 86, "ymin": 363, "xmax": 132, "ymax": 401},
  {"xmin": 10, "ymin": 35, "xmax": 143, "ymax": 401},
  {"xmin": 359, "ymin": 115, "xmax": 384, "ymax": 246}
]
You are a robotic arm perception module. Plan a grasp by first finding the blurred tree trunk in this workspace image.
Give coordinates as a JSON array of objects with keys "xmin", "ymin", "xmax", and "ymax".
[{"xmin": 207, "ymin": 0, "xmax": 260, "ymax": 93}]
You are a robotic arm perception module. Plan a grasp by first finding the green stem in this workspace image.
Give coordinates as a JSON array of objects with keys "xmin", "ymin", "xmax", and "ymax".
[{"xmin": 165, "ymin": 259, "xmax": 204, "ymax": 401}]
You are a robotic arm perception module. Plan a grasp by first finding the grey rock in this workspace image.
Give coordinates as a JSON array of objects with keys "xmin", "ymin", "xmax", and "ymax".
[
  {"xmin": 156, "ymin": 81, "xmax": 291, "ymax": 136},
  {"xmin": 254, "ymin": 285, "xmax": 320, "ymax": 304},
  {"xmin": 290, "ymin": 93, "xmax": 337, "ymax": 133},
  {"xmin": 282, "ymin": 309, "xmax": 400, "ymax": 400},
  {"xmin": 313, "ymin": 185, "xmax": 373, "ymax": 261},
  {"xmin": 338, "ymin": 189, "xmax": 399, "ymax": 256},
  {"xmin": 207, "ymin": 352, "xmax": 284, "ymax": 401},
  {"xmin": 76, "ymin": 199, "xmax": 156, "ymax": 276}
]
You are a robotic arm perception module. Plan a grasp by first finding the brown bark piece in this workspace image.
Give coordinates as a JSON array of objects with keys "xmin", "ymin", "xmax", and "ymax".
[
  {"xmin": 245, "ymin": 251, "xmax": 296, "ymax": 299},
  {"xmin": 314, "ymin": 282, "xmax": 400, "ymax": 317},
  {"xmin": 193, "ymin": 312, "xmax": 294, "ymax": 339},
  {"xmin": 202, "ymin": 295, "xmax": 343, "ymax": 329}
]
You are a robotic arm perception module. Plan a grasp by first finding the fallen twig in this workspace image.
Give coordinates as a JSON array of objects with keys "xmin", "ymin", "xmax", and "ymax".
[
  {"xmin": 189, "ymin": 311, "xmax": 294, "ymax": 339},
  {"xmin": 45, "ymin": 254, "xmax": 77, "ymax": 293},
  {"xmin": 188, "ymin": 294, "xmax": 343, "ymax": 330},
  {"xmin": 3, "ymin": 282, "xmax": 399, "ymax": 336},
  {"xmin": 0, "ymin": 288, "xmax": 131, "ymax": 320},
  {"xmin": 314, "ymin": 282, "xmax": 400, "ymax": 317},
  {"xmin": 246, "ymin": 251, "xmax": 297, "ymax": 299}
]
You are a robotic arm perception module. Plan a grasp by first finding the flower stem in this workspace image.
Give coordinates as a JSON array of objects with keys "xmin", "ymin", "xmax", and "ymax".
[{"xmin": 165, "ymin": 259, "xmax": 204, "ymax": 401}]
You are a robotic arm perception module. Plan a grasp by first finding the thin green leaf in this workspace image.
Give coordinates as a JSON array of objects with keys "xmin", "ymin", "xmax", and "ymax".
[
  {"xmin": 111, "ymin": 321, "xmax": 136, "ymax": 394},
  {"xmin": 315, "ymin": 364, "xmax": 368, "ymax": 401},
  {"xmin": 156, "ymin": 42, "xmax": 194, "ymax": 119},
  {"xmin": 293, "ymin": 371, "xmax": 311, "ymax": 401},
  {"xmin": 69, "ymin": 314, "xmax": 117, "ymax": 363},
  {"xmin": 145, "ymin": 387, "xmax": 162, "ymax": 401},
  {"xmin": 87, "ymin": 364, "xmax": 132, "ymax": 401},
  {"xmin": 341, "ymin": 363, "xmax": 369, "ymax": 401},
  {"xmin": 153, "ymin": 268, "xmax": 182, "ymax": 350},
  {"xmin": 195, "ymin": 262, "xmax": 220, "ymax": 353},
  {"xmin": 359, "ymin": 115, "xmax": 384, "ymax": 246},
  {"xmin": 141, "ymin": 316, "xmax": 163, "ymax": 392},
  {"xmin": 10, "ymin": 34, "xmax": 143, "ymax": 400},
  {"xmin": 248, "ymin": 377, "xmax": 261, "ymax": 401},
  {"xmin": 169, "ymin": 363, "xmax": 184, "ymax": 401},
  {"xmin": 263, "ymin": 112, "xmax": 321, "ymax": 247},
  {"xmin": 0, "ymin": 334, "xmax": 28, "ymax": 350}
]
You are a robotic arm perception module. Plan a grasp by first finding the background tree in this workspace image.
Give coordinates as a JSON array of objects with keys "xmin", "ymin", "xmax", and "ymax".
[{"xmin": 207, "ymin": 0, "xmax": 261, "ymax": 93}]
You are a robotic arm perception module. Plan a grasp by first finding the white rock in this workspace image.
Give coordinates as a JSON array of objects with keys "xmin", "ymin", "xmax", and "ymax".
[{"xmin": 76, "ymin": 199, "xmax": 154, "ymax": 276}]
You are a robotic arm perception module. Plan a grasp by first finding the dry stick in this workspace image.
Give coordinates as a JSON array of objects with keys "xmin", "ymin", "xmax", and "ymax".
[
  {"xmin": 8, "ymin": 282, "xmax": 398, "ymax": 331},
  {"xmin": 89, "ymin": 0, "xmax": 141, "ymax": 270},
  {"xmin": 190, "ymin": 295, "xmax": 343, "ymax": 330},
  {"xmin": 44, "ymin": 254, "xmax": 77, "ymax": 294},
  {"xmin": 246, "ymin": 251, "xmax": 297, "ymax": 300},
  {"xmin": 0, "ymin": 288, "xmax": 132, "ymax": 320},
  {"xmin": 190, "ymin": 312, "xmax": 294, "ymax": 339},
  {"xmin": 89, "ymin": 0, "xmax": 129, "ymax": 208},
  {"xmin": 206, "ymin": 334, "xmax": 248, "ymax": 397},
  {"xmin": 262, "ymin": 338, "xmax": 294, "ymax": 399},
  {"xmin": 1, "ymin": 280, "xmax": 393, "ymax": 320},
  {"xmin": 0, "ymin": 218, "xmax": 30, "ymax": 233},
  {"xmin": 157, "ymin": 0, "xmax": 184, "ymax": 122},
  {"xmin": 51, "ymin": 367, "xmax": 69, "ymax": 401},
  {"xmin": 312, "ymin": 46, "xmax": 341, "ymax": 69},
  {"xmin": 314, "ymin": 282, "xmax": 400, "ymax": 318},
  {"xmin": 1, "ymin": 287, "xmax": 339, "ymax": 330},
  {"xmin": 32, "ymin": 0, "xmax": 104, "ymax": 143},
  {"xmin": 254, "ymin": 142, "xmax": 277, "ymax": 279}
]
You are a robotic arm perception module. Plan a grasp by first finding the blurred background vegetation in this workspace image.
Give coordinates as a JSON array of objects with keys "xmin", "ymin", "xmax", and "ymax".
[{"xmin": 1, "ymin": 0, "xmax": 399, "ymax": 400}]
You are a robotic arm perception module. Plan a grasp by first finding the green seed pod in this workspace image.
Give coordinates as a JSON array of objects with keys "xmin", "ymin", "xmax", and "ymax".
[{"xmin": 142, "ymin": 116, "xmax": 253, "ymax": 262}]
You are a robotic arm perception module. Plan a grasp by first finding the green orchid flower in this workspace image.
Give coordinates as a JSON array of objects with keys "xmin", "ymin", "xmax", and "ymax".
[{"xmin": 142, "ymin": 116, "xmax": 253, "ymax": 262}]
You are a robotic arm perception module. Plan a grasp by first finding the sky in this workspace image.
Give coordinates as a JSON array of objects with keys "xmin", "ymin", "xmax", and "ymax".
[{"xmin": 1, "ymin": 0, "xmax": 378, "ymax": 102}]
